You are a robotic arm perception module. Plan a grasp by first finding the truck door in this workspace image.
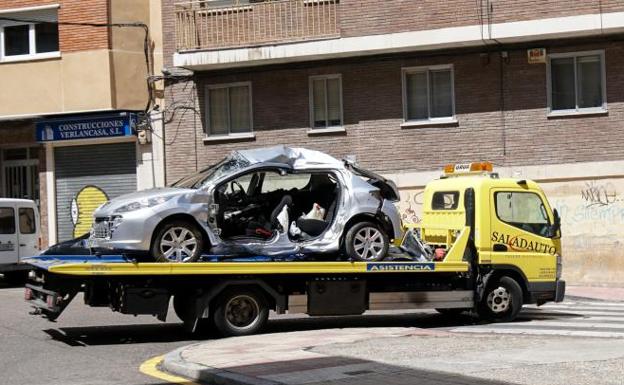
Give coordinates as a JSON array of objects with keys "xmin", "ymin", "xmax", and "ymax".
[
  {"xmin": 17, "ymin": 205, "xmax": 39, "ymax": 260},
  {"xmin": 488, "ymin": 190, "xmax": 558, "ymax": 282},
  {"xmin": 0, "ymin": 204, "xmax": 18, "ymax": 265}
]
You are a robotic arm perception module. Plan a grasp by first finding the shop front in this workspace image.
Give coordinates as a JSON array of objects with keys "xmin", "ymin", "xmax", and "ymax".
[{"xmin": 37, "ymin": 112, "xmax": 139, "ymax": 244}]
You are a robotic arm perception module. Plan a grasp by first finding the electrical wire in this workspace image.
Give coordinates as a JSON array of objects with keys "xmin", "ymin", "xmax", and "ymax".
[{"xmin": 0, "ymin": 16, "xmax": 153, "ymax": 112}]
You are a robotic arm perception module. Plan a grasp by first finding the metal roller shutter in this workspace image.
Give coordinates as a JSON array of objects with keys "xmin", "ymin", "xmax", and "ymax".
[{"xmin": 55, "ymin": 142, "xmax": 136, "ymax": 242}]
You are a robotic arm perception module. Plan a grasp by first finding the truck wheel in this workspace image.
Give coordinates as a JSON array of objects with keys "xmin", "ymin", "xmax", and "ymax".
[
  {"xmin": 152, "ymin": 220, "xmax": 203, "ymax": 263},
  {"xmin": 344, "ymin": 221, "xmax": 389, "ymax": 262},
  {"xmin": 212, "ymin": 288, "xmax": 269, "ymax": 337},
  {"xmin": 478, "ymin": 276, "xmax": 523, "ymax": 322}
]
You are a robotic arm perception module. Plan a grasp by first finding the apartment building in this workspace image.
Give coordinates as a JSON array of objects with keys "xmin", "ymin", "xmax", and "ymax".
[
  {"xmin": 161, "ymin": 0, "xmax": 624, "ymax": 285},
  {"xmin": 0, "ymin": 0, "xmax": 165, "ymax": 246}
]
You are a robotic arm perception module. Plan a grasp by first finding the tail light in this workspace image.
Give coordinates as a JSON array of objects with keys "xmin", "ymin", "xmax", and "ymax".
[
  {"xmin": 24, "ymin": 288, "xmax": 33, "ymax": 301},
  {"xmin": 46, "ymin": 294, "xmax": 56, "ymax": 308}
]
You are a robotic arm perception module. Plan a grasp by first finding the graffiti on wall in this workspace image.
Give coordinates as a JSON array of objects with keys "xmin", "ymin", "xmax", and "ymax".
[
  {"xmin": 398, "ymin": 190, "xmax": 423, "ymax": 224},
  {"xmin": 71, "ymin": 185, "xmax": 108, "ymax": 238},
  {"xmin": 580, "ymin": 181, "xmax": 620, "ymax": 207}
]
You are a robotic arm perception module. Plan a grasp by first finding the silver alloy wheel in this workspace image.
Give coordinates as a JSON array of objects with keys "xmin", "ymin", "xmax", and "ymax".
[
  {"xmin": 160, "ymin": 226, "xmax": 198, "ymax": 262},
  {"xmin": 486, "ymin": 286, "xmax": 511, "ymax": 313},
  {"xmin": 225, "ymin": 295, "xmax": 260, "ymax": 331},
  {"xmin": 353, "ymin": 226, "xmax": 385, "ymax": 260}
]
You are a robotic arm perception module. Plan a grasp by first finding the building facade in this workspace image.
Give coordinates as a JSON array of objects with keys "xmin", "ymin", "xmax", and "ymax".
[
  {"xmin": 0, "ymin": 0, "xmax": 165, "ymax": 246},
  {"xmin": 161, "ymin": 0, "xmax": 624, "ymax": 286}
]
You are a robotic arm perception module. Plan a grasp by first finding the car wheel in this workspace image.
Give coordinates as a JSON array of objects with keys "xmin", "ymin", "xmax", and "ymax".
[
  {"xmin": 344, "ymin": 221, "xmax": 389, "ymax": 262},
  {"xmin": 212, "ymin": 288, "xmax": 269, "ymax": 337},
  {"xmin": 477, "ymin": 276, "xmax": 523, "ymax": 322},
  {"xmin": 152, "ymin": 220, "xmax": 203, "ymax": 262}
]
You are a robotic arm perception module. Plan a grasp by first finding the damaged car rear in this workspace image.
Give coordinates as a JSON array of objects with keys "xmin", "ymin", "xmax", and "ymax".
[{"xmin": 88, "ymin": 146, "xmax": 402, "ymax": 262}]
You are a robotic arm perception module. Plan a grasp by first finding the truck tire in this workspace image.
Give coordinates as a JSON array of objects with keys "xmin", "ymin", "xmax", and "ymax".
[
  {"xmin": 212, "ymin": 288, "xmax": 269, "ymax": 337},
  {"xmin": 151, "ymin": 220, "xmax": 204, "ymax": 263},
  {"xmin": 344, "ymin": 221, "xmax": 389, "ymax": 262},
  {"xmin": 478, "ymin": 276, "xmax": 523, "ymax": 322}
]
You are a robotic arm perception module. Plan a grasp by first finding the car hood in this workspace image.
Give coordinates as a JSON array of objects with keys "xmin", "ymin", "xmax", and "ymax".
[{"xmin": 94, "ymin": 187, "xmax": 194, "ymax": 216}]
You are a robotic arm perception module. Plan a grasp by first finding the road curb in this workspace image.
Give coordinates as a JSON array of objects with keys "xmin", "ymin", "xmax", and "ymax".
[{"xmin": 162, "ymin": 346, "xmax": 281, "ymax": 385}]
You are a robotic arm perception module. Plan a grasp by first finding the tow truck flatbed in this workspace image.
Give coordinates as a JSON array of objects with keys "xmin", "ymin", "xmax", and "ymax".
[{"xmin": 25, "ymin": 255, "xmax": 469, "ymax": 276}]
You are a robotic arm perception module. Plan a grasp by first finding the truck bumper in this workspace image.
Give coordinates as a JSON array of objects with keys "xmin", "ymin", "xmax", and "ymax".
[
  {"xmin": 528, "ymin": 279, "xmax": 566, "ymax": 305},
  {"xmin": 555, "ymin": 279, "xmax": 566, "ymax": 302}
]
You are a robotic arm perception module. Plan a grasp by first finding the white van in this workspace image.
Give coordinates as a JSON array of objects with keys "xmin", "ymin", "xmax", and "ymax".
[{"xmin": 0, "ymin": 199, "xmax": 40, "ymax": 281}]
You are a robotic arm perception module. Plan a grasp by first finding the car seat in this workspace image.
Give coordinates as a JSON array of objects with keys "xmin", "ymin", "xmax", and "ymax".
[
  {"xmin": 244, "ymin": 195, "xmax": 293, "ymax": 238},
  {"xmin": 295, "ymin": 197, "xmax": 337, "ymax": 237}
]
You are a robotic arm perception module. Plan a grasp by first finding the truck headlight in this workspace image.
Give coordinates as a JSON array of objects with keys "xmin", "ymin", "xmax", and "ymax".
[{"xmin": 114, "ymin": 196, "xmax": 174, "ymax": 214}]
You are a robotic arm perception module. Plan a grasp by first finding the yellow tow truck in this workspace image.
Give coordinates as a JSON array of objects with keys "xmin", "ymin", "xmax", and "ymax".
[{"xmin": 24, "ymin": 162, "xmax": 565, "ymax": 336}]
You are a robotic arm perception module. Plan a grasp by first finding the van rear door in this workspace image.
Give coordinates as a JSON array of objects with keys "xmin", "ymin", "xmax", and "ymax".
[
  {"xmin": 0, "ymin": 204, "xmax": 18, "ymax": 265},
  {"xmin": 17, "ymin": 204, "xmax": 39, "ymax": 260}
]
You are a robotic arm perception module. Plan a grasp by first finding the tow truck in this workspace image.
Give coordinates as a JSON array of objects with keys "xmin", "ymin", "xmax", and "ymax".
[{"xmin": 24, "ymin": 162, "xmax": 565, "ymax": 336}]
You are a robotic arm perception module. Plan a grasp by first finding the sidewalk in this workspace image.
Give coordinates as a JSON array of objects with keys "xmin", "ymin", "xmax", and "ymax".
[
  {"xmin": 160, "ymin": 288, "xmax": 623, "ymax": 385},
  {"xmin": 565, "ymin": 285, "xmax": 624, "ymax": 302},
  {"xmin": 161, "ymin": 328, "xmax": 507, "ymax": 385}
]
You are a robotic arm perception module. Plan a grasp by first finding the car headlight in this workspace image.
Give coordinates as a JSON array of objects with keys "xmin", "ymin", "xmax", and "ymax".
[{"xmin": 114, "ymin": 196, "xmax": 174, "ymax": 214}]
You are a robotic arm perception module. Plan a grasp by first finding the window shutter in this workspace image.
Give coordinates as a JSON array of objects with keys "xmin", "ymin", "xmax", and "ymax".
[
  {"xmin": 406, "ymin": 72, "xmax": 428, "ymax": 120},
  {"xmin": 229, "ymin": 85, "xmax": 251, "ymax": 133},
  {"xmin": 209, "ymin": 88, "xmax": 229, "ymax": 135},
  {"xmin": 326, "ymin": 78, "xmax": 341, "ymax": 126}
]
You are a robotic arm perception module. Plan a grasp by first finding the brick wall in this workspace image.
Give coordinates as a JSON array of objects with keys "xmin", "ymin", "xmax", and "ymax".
[
  {"xmin": 163, "ymin": 40, "xmax": 624, "ymax": 184},
  {"xmin": 0, "ymin": 0, "xmax": 109, "ymax": 53},
  {"xmin": 339, "ymin": 0, "xmax": 624, "ymax": 38}
]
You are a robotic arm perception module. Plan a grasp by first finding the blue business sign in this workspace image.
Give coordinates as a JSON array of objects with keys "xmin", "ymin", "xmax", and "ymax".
[{"xmin": 36, "ymin": 113, "xmax": 136, "ymax": 142}]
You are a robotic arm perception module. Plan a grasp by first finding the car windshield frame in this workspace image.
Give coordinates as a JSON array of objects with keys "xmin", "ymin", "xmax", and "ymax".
[{"xmin": 170, "ymin": 153, "xmax": 252, "ymax": 189}]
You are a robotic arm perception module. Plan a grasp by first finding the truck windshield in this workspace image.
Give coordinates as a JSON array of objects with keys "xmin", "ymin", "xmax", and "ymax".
[{"xmin": 171, "ymin": 153, "xmax": 251, "ymax": 189}]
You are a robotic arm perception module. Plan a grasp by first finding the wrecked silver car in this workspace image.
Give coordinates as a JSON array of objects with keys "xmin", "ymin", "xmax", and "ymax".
[{"xmin": 89, "ymin": 146, "xmax": 402, "ymax": 262}]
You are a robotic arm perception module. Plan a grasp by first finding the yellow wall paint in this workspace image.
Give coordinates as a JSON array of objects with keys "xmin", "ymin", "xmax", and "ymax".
[{"xmin": 71, "ymin": 186, "xmax": 108, "ymax": 238}]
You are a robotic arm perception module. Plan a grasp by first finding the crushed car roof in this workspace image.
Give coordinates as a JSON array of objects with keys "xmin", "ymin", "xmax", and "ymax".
[{"xmin": 235, "ymin": 146, "xmax": 344, "ymax": 169}]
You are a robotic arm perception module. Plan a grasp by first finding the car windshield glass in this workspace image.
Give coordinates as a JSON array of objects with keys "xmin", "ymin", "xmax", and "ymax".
[{"xmin": 171, "ymin": 153, "xmax": 251, "ymax": 189}]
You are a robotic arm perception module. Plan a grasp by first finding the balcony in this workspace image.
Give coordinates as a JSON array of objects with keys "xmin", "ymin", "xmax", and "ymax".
[{"xmin": 174, "ymin": 0, "xmax": 340, "ymax": 52}]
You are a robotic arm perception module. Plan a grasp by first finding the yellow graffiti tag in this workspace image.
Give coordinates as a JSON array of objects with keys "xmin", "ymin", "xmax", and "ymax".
[{"xmin": 72, "ymin": 186, "xmax": 108, "ymax": 238}]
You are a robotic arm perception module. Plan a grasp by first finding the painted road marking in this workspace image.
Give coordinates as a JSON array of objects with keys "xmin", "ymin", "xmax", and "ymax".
[
  {"xmin": 450, "ymin": 301, "xmax": 624, "ymax": 338},
  {"xmin": 139, "ymin": 355, "xmax": 200, "ymax": 385}
]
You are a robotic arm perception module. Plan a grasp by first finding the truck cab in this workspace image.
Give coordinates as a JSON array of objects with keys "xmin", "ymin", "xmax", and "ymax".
[
  {"xmin": 0, "ymin": 199, "xmax": 40, "ymax": 279},
  {"xmin": 415, "ymin": 162, "xmax": 564, "ymax": 317}
]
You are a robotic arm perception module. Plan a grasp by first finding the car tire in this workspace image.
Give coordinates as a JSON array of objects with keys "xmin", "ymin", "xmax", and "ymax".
[
  {"xmin": 477, "ymin": 276, "xmax": 523, "ymax": 322},
  {"xmin": 344, "ymin": 221, "xmax": 389, "ymax": 262},
  {"xmin": 151, "ymin": 220, "xmax": 204, "ymax": 263},
  {"xmin": 212, "ymin": 288, "xmax": 269, "ymax": 337}
]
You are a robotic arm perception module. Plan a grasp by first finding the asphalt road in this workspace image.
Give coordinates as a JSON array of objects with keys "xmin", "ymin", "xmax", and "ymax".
[{"xmin": 0, "ymin": 279, "xmax": 479, "ymax": 385}]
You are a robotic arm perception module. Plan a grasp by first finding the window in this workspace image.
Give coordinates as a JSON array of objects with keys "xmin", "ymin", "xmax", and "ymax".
[
  {"xmin": 0, "ymin": 7, "xmax": 60, "ymax": 61},
  {"xmin": 548, "ymin": 51, "xmax": 606, "ymax": 114},
  {"xmin": 205, "ymin": 82, "xmax": 253, "ymax": 137},
  {"xmin": 431, "ymin": 191, "xmax": 459, "ymax": 210},
  {"xmin": 309, "ymin": 75, "xmax": 343, "ymax": 129},
  {"xmin": 19, "ymin": 207, "xmax": 36, "ymax": 234},
  {"xmin": 495, "ymin": 192, "xmax": 550, "ymax": 236},
  {"xmin": 261, "ymin": 172, "xmax": 311, "ymax": 193},
  {"xmin": 403, "ymin": 65, "xmax": 455, "ymax": 123},
  {"xmin": 0, "ymin": 207, "xmax": 15, "ymax": 234}
]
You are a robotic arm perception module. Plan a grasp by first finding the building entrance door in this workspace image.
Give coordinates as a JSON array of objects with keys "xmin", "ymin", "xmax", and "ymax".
[{"xmin": 1, "ymin": 147, "xmax": 40, "ymax": 203}]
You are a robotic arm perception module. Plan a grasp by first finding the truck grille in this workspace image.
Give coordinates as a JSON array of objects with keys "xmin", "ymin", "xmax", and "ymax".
[{"xmin": 92, "ymin": 217, "xmax": 113, "ymax": 239}]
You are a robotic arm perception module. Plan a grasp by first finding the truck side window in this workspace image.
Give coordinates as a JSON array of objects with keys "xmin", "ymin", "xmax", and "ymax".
[
  {"xmin": 495, "ymin": 192, "xmax": 550, "ymax": 236},
  {"xmin": 0, "ymin": 207, "xmax": 16, "ymax": 234},
  {"xmin": 19, "ymin": 208, "xmax": 36, "ymax": 234},
  {"xmin": 432, "ymin": 191, "xmax": 459, "ymax": 210}
]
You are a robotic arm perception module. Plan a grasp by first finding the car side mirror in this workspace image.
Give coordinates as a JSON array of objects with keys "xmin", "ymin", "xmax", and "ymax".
[{"xmin": 547, "ymin": 208, "xmax": 561, "ymax": 239}]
